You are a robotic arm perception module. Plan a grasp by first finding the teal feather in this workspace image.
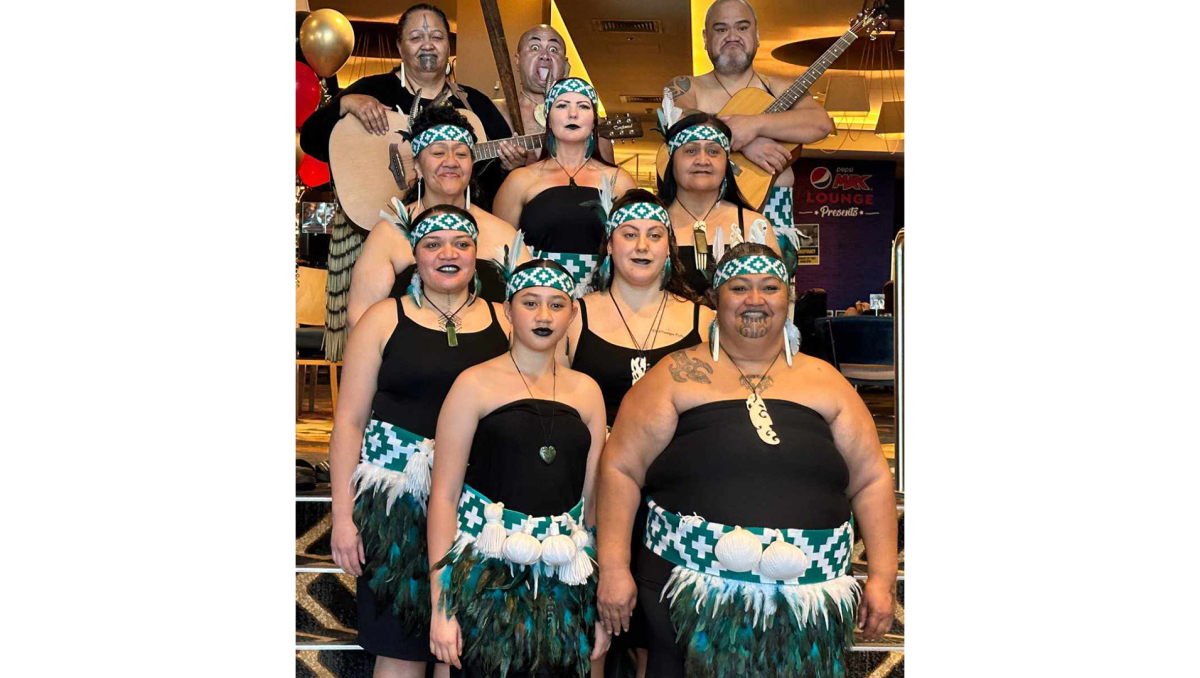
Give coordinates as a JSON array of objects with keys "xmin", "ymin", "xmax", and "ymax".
[{"xmin": 351, "ymin": 484, "xmax": 431, "ymax": 632}]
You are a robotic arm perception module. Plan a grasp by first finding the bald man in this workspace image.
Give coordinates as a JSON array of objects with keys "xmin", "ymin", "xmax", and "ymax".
[
  {"xmin": 664, "ymin": 0, "xmax": 832, "ymax": 246},
  {"xmin": 511, "ymin": 24, "xmax": 615, "ymax": 164}
]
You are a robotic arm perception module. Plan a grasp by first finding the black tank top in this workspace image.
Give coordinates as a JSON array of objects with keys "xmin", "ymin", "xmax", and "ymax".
[
  {"xmin": 676, "ymin": 206, "xmax": 744, "ymax": 301},
  {"xmin": 635, "ymin": 399, "xmax": 851, "ymax": 583},
  {"xmin": 519, "ymin": 185, "xmax": 604, "ymax": 255},
  {"xmin": 463, "ymin": 400, "xmax": 592, "ymax": 517},
  {"xmin": 392, "ymin": 259, "xmax": 507, "ymax": 305},
  {"xmin": 370, "ymin": 299, "xmax": 508, "ymax": 437},
  {"xmin": 571, "ymin": 297, "xmax": 703, "ymax": 426}
]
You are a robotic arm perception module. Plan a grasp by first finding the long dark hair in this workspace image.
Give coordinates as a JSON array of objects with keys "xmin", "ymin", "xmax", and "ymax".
[
  {"xmin": 402, "ymin": 104, "xmax": 483, "ymax": 206},
  {"xmin": 656, "ymin": 112, "xmax": 752, "ymax": 211},
  {"xmin": 536, "ymin": 77, "xmax": 614, "ymax": 167},
  {"xmin": 595, "ymin": 189, "xmax": 697, "ymax": 301}
]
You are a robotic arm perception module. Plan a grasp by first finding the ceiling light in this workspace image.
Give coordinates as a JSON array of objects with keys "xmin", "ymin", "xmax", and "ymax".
[
  {"xmin": 874, "ymin": 101, "xmax": 904, "ymax": 139},
  {"xmin": 822, "ymin": 76, "xmax": 870, "ymax": 116}
]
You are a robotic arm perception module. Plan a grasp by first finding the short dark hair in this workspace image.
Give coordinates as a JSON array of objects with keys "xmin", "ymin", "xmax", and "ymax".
[
  {"xmin": 656, "ymin": 112, "xmax": 752, "ymax": 211},
  {"xmin": 402, "ymin": 104, "xmax": 483, "ymax": 205},
  {"xmin": 596, "ymin": 188, "xmax": 697, "ymax": 301},
  {"xmin": 397, "ymin": 3, "xmax": 451, "ymax": 36}
]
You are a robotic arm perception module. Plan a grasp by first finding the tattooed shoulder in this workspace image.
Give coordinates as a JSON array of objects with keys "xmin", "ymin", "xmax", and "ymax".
[
  {"xmin": 667, "ymin": 348, "xmax": 713, "ymax": 384},
  {"xmin": 666, "ymin": 75, "xmax": 692, "ymax": 100}
]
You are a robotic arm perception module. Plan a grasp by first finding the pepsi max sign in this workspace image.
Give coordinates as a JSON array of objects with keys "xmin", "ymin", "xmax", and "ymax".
[
  {"xmin": 798, "ymin": 165, "xmax": 876, "ymax": 217},
  {"xmin": 809, "ymin": 167, "xmax": 872, "ymax": 191},
  {"xmin": 810, "ymin": 166, "xmax": 834, "ymax": 189}
]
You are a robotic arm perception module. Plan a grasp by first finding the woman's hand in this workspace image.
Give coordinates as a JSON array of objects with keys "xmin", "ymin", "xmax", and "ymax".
[
  {"xmin": 856, "ymin": 577, "xmax": 895, "ymax": 640},
  {"xmin": 596, "ymin": 566, "xmax": 638, "ymax": 636},
  {"xmin": 330, "ymin": 518, "xmax": 365, "ymax": 576},
  {"xmin": 430, "ymin": 611, "xmax": 463, "ymax": 668},
  {"xmin": 340, "ymin": 94, "xmax": 391, "ymax": 135},
  {"xmin": 590, "ymin": 620, "xmax": 612, "ymax": 660}
]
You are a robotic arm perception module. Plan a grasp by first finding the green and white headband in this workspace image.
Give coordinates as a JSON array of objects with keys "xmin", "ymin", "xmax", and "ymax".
[
  {"xmin": 505, "ymin": 263, "xmax": 577, "ymax": 300},
  {"xmin": 544, "ymin": 77, "xmax": 597, "ymax": 121},
  {"xmin": 410, "ymin": 124, "xmax": 475, "ymax": 157},
  {"xmin": 606, "ymin": 201, "xmax": 671, "ymax": 235},
  {"xmin": 668, "ymin": 124, "xmax": 731, "ymax": 155},
  {"xmin": 407, "ymin": 211, "xmax": 478, "ymax": 247},
  {"xmin": 712, "ymin": 255, "xmax": 789, "ymax": 289}
]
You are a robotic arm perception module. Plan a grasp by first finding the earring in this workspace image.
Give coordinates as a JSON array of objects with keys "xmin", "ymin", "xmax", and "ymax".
[
  {"xmin": 719, "ymin": 176, "xmax": 728, "ymax": 200},
  {"xmin": 547, "ymin": 134, "xmax": 557, "ymax": 158},
  {"xmin": 446, "ymin": 59, "xmax": 452, "ymax": 76},
  {"xmin": 417, "ymin": 178, "xmax": 422, "ymax": 207},
  {"xmin": 595, "ymin": 256, "xmax": 612, "ymax": 291},
  {"xmin": 659, "ymin": 257, "xmax": 672, "ymax": 290},
  {"xmin": 585, "ymin": 134, "xmax": 595, "ymax": 159},
  {"xmin": 400, "ymin": 62, "xmax": 405, "ymax": 83},
  {"xmin": 708, "ymin": 318, "xmax": 720, "ymax": 361},
  {"xmin": 409, "ymin": 270, "xmax": 423, "ymax": 308},
  {"xmin": 465, "ymin": 185, "xmax": 471, "ymax": 211},
  {"xmin": 469, "ymin": 270, "xmax": 482, "ymax": 304},
  {"xmin": 784, "ymin": 319, "xmax": 800, "ymax": 366}
]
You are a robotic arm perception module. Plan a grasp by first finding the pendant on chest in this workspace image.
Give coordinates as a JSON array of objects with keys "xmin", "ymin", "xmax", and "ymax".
[
  {"xmin": 534, "ymin": 105, "xmax": 546, "ymax": 128},
  {"xmin": 444, "ymin": 320, "xmax": 458, "ymax": 347},
  {"xmin": 745, "ymin": 393, "xmax": 780, "ymax": 445},
  {"xmin": 539, "ymin": 445, "xmax": 557, "ymax": 464},
  {"xmin": 630, "ymin": 356, "xmax": 648, "ymax": 384}
]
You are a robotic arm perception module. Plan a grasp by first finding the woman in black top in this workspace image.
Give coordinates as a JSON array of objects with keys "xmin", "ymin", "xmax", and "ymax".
[
  {"xmin": 594, "ymin": 244, "xmax": 897, "ymax": 678},
  {"xmin": 328, "ymin": 205, "xmax": 510, "ymax": 678},
  {"xmin": 493, "ymin": 77, "xmax": 637, "ymax": 289},
  {"xmin": 346, "ymin": 105, "xmax": 531, "ymax": 328},
  {"xmin": 299, "ymin": 3, "xmax": 528, "ymax": 210},
  {"xmin": 428, "ymin": 260, "xmax": 610, "ymax": 678},
  {"xmin": 657, "ymin": 112, "xmax": 780, "ymax": 300}
]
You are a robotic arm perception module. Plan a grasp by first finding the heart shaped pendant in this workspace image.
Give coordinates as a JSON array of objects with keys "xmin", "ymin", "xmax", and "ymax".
[{"xmin": 539, "ymin": 445, "xmax": 557, "ymax": 465}]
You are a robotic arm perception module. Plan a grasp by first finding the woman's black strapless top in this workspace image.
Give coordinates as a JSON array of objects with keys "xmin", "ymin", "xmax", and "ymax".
[
  {"xmin": 519, "ymin": 185, "xmax": 604, "ymax": 256},
  {"xmin": 635, "ymin": 398, "xmax": 851, "ymax": 583},
  {"xmin": 371, "ymin": 299, "xmax": 508, "ymax": 438},
  {"xmin": 463, "ymin": 399, "xmax": 592, "ymax": 517},
  {"xmin": 571, "ymin": 297, "xmax": 703, "ymax": 426}
]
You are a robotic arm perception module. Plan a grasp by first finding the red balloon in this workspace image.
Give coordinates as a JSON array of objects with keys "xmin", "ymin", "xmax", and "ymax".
[
  {"xmin": 296, "ymin": 62, "xmax": 321, "ymax": 129},
  {"xmin": 298, "ymin": 155, "xmax": 330, "ymax": 188}
]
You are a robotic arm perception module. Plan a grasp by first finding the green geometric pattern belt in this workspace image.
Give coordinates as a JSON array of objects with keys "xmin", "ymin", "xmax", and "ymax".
[
  {"xmin": 643, "ymin": 497, "xmax": 853, "ymax": 585},
  {"xmin": 360, "ymin": 418, "xmax": 430, "ymax": 473},
  {"xmin": 456, "ymin": 483, "xmax": 584, "ymax": 539}
]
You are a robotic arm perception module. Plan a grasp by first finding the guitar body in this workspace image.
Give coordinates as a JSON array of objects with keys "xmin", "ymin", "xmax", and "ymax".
[
  {"xmin": 655, "ymin": 87, "xmax": 799, "ymax": 212},
  {"xmin": 328, "ymin": 108, "xmax": 489, "ymax": 231}
]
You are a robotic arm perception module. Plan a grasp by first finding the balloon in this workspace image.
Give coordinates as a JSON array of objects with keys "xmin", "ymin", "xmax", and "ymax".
[
  {"xmin": 296, "ymin": 61, "xmax": 321, "ymax": 129},
  {"xmin": 296, "ymin": 133, "xmax": 304, "ymax": 172},
  {"xmin": 298, "ymin": 155, "xmax": 330, "ymax": 188},
  {"xmin": 299, "ymin": 9, "xmax": 354, "ymax": 79}
]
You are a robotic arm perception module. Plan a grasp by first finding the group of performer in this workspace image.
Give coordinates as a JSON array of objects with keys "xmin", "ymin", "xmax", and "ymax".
[{"xmin": 310, "ymin": 2, "xmax": 898, "ymax": 677}]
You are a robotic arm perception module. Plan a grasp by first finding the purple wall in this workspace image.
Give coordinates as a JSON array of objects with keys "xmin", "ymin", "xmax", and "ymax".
[{"xmin": 790, "ymin": 159, "xmax": 897, "ymax": 310}]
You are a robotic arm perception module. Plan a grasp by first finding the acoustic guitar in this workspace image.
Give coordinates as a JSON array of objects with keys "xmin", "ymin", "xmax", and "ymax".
[
  {"xmin": 655, "ymin": 4, "xmax": 887, "ymax": 211},
  {"xmin": 330, "ymin": 108, "xmax": 642, "ymax": 231}
]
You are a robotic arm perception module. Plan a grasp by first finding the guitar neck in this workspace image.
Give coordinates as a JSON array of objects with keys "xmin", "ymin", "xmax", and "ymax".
[
  {"xmin": 765, "ymin": 27, "xmax": 863, "ymax": 114},
  {"xmin": 473, "ymin": 133, "xmax": 546, "ymax": 160}
]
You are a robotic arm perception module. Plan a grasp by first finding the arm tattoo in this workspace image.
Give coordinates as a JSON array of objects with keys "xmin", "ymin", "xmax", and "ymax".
[
  {"xmin": 666, "ymin": 76, "xmax": 691, "ymax": 100},
  {"xmin": 668, "ymin": 350, "xmax": 713, "ymax": 384}
]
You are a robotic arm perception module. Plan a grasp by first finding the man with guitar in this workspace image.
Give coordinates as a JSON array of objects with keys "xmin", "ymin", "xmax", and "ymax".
[
  {"xmin": 299, "ymin": 3, "xmax": 528, "ymax": 212},
  {"xmin": 512, "ymin": 24, "xmax": 616, "ymax": 165},
  {"xmin": 664, "ymin": 0, "xmax": 833, "ymax": 249}
]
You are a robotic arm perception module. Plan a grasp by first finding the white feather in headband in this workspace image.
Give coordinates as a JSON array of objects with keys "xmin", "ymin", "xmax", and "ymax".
[
  {"xmin": 656, "ymin": 87, "xmax": 683, "ymax": 137},
  {"xmin": 747, "ymin": 218, "xmax": 770, "ymax": 247}
]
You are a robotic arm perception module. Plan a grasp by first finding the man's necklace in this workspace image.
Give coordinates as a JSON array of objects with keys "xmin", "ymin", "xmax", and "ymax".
[
  {"xmin": 522, "ymin": 89, "xmax": 547, "ymax": 128},
  {"xmin": 721, "ymin": 347, "xmax": 782, "ymax": 446},
  {"xmin": 609, "ymin": 288, "xmax": 669, "ymax": 384},
  {"xmin": 509, "ymin": 351, "xmax": 559, "ymax": 464},
  {"xmin": 676, "ymin": 198, "xmax": 721, "ymax": 271},
  {"xmin": 421, "ymin": 292, "xmax": 472, "ymax": 347},
  {"xmin": 714, "ymin": 69, "xmax": 764, "ymax": 101}
]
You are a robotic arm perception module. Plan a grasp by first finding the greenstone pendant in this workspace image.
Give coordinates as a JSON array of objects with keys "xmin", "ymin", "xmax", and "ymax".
[
  {"xmin": 539, "ymin": 445, "xmax": 557, "ymax": 464},
  {"xmin": 445, "ymin": 321, "xmax": 458, "ymax": 347}
]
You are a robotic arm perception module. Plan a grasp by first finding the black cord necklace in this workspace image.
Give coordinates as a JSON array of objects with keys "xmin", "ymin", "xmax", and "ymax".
[
  {"xmin": 550, "ymin": 156, "xmax": 588, "ymax": 189},
  {"xmin": 609, "ymin": 287, "xmax": 669, "ymax": 384},
  {"xmin": 720, "ymin": 346, "xmax": 783, "ymax": 446},
  {"xmin": 675, "ymin": 197, "xmax": 721, "ymax": 271},
  {"xmin": 509, "ymin": 351, "xmax": 559, "ymax": 464},
  {"xmin": 421, "ymin": 292, "xmax": 472, "ymax": 347}
]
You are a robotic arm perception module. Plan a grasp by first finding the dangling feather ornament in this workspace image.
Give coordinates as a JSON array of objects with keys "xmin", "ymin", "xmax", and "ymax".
[
  {"xmin": 494, "ymin": 229, "xmax": 526, "ymax": 281},
  {"xmin": 774, "ymin": 225, "xmax": 801, "ymax": 253},
  {"xmin": 580, "ymin": 171, "xmax": 619, "ymax": 227},
  {"xmin": 656, "ymin": 86, "xmax": 683, "ymax": 139},
  {"xmin": 711, "ymin": 225, "xmax": 726, "ymax": 270},
  {"xmin": 379, "ymin": 197, "xmax": 413, "ymax": 240}
]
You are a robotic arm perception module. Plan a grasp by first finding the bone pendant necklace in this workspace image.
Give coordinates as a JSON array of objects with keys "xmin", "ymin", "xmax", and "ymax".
[{"xmin": 721, "ymin": 348, "xmax": 782, "ymax": 445}]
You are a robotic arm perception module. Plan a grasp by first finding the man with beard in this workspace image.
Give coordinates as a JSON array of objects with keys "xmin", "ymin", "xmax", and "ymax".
[
  {"xmin": 663, "ymin": 0, "xmax": 832, "ymax": 258},
  {"xmin": 511, "ymin": 25, "xmax": 615, "ymax": 165},
  {"xmin": 300, "ymin": 3, "xmax": 528, "ymax": 211}
]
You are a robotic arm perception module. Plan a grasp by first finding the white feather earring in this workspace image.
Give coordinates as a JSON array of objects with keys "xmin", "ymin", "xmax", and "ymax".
[{"xmin": 465, "ymin": 185, "xmax": 471, "ymax": 211}]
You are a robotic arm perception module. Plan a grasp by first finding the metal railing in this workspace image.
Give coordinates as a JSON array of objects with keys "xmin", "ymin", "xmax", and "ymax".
[{"xmin": 892, "ymin": 229, "xmax": 904, "ymax": 492}]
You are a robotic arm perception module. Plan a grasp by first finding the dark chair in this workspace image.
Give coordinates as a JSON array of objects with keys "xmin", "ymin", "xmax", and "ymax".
[
  {"xmin": 813, "ymin": 316, "xmax": 894, "ymax": 388},
  {"xmin": 793, "ymin": 288, "xmax": 828, "ymax": 358}
]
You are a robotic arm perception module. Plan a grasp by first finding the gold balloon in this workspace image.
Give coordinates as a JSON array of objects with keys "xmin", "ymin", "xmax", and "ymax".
[{"xmin": 299, "ymin": 9, "xmax": 354, "ymax": 79}]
